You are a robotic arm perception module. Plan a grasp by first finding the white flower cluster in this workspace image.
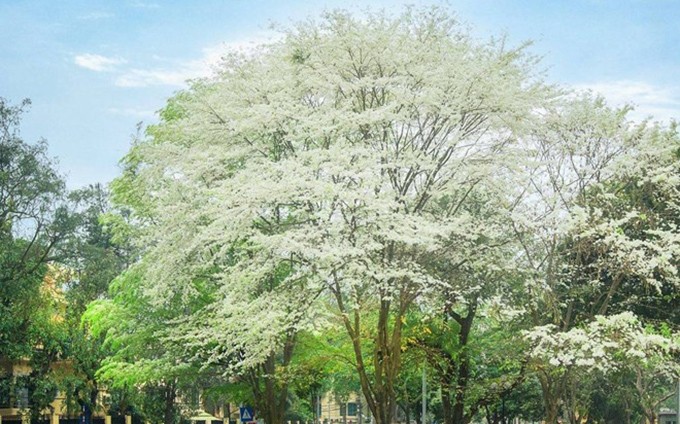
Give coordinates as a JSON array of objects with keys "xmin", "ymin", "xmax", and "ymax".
[{"xmin": 525, "ymin": 312, "xmax": 679, "ymax": 374}]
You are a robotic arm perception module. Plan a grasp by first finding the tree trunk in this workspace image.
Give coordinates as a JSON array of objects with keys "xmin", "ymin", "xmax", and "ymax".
[
  {"xmin": 537, "ymin": 372, "xmax": 561, "ymax": 424},
  {"xmin": 257, "ymin": 357, "xmax": 286, "ymax": 424},
  {"xmin": 642, "ymin": 410, "xmax": 656, "ymax": 424},
  {"xmin": 370, "ymin": 299, "xmax": 401, "ymax": 424},
  {"xmin": 333, "ymin": 281, "xmax": 412, "ymax": 424},
  {"xmin": 163, "ymin": 382, "xmax": 176, "ymax": 424},
  {"xmin": 441, "ymin": 385, "xmax": 454, "ymax": 424},
  {"xmin": 398, "ymin": 394, "xmax": 410, "ymax": 424},
  {"xmin": 451, "ymin": 301, "xmax": 476, "ymax": 424},
  {"xmin": 543, "ymin": 399, "xmax": 560, "ymax": 424},
  {"xmin": 414, "ymin": 405, "xmax": 421, "ymax": 424},
  {"xmin": 249, "ymin": 333, "xmax": 296, "ymax": 424},
  {"xmin": 254, "ymin": 363, "xmax": 282, "ymax": 424}
]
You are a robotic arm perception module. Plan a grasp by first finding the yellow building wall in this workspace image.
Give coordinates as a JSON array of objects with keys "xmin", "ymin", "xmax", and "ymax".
[
  {"xmin": 0, "ymin": 357, "xmax": 107, "ymax": 422},
  {"xmin": 317, "ymin": 393, "xmax": 365, "ymax": 424}
]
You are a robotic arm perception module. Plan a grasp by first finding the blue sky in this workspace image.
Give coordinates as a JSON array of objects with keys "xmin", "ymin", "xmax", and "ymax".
[{"xmin": 1, "ymin": 0, "xmax": 679, "ymax": 188}]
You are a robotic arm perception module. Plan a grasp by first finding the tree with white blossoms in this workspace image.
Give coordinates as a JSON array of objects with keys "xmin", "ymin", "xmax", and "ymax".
[
  {"xmin": 112, "ymin": 7, "xmax": 558, "ymax": 424},
  {"xmin": 525, "ymin": 313, "xmax": 680, "ymax": 424},
  {"xmin": 513, "ymin": 95, "xmax": 680, "ymax": 422}
]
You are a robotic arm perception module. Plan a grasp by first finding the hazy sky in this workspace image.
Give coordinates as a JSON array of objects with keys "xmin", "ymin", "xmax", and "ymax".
[{"xmin": 2, "ymin": 0, "xmax": 678, "ymax": 188}]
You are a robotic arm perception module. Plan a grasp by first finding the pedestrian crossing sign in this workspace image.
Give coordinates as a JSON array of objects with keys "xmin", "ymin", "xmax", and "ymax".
[{"xmin": 239, "ymin": 406, "xmax": 254, "ymax": 422}]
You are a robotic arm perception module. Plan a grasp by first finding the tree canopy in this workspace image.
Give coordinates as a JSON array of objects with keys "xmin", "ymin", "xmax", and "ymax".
[
  {"xmin": 3, "ymin": 6, "xmax": 675, "ymax": 424},
  {"xmin": 103, "ymin": 7, "xmax": 680, "ymax": 424}
]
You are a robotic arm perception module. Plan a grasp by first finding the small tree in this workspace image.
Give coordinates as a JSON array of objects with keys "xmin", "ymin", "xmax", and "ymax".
[
  {"xmin": 510, "ymin": 95, "xmax": 680, "ymax": 422},
  {"xmin": 525, "ymin": 313, "xmax": 679, "ymax": 424}
]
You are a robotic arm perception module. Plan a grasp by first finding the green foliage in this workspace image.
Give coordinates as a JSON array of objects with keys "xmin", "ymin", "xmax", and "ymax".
[
  {"xmin": 0, "ymin": 97, "xmax": 71, "ymax": 361},
  {"xmin": 34, "ymin": 6, "xmax": 679, "ymax": 424},
  {"xmin": 0, "ymin": 97, "xmax": 78, "ymax": 416}
]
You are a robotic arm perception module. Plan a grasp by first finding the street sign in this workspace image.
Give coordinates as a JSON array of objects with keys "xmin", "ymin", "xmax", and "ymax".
[{"xmin": 239, "ymin": 406, "xmax": 254, "ymax": 422}]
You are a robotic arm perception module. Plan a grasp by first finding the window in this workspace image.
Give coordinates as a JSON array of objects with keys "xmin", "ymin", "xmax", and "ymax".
[
  {"xmin": 347, "ymin": 403, "xmax": 358, "ymax": 417},
  {"xmin": 0, "ymin": 377, "xmax": 10, "ymax": 408},
  {"xmin": 17, "ymin": 387, "xmax": 29, "ymax": 408}
]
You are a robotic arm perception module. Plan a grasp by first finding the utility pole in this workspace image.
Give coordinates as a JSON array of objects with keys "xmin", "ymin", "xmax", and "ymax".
[
  {"xmin": 676, "ymin": 378, "xmax": 679, "ymax": 424},
  {"xmin": 316, "ymin": 392, "xmax": 321, "ymax": 424},
  {"xmin": 422, "ymin": 366, "xmax": 427, "ymax": 424}
]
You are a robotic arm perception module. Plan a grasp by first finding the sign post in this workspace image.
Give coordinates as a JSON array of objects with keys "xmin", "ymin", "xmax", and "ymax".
[{"xmin": 239, "ymin": 406, "xmax": 255, "ymax": 424}]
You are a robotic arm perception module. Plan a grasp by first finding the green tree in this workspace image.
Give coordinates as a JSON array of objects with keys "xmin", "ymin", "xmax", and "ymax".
[
  {"xmin": 55, "ymin": 184, "xmax": 136, "ymax": 421},
  {"xmin": 0, "ymin": 97, "xmax": 71, "ymax": 359},
  {"xmin": 85, "ymin": 263, "xmax": 205, "ymax": 424},
  {"xmin": 0, "ymin": 97, "xmax": 76, "ymax": 419}
]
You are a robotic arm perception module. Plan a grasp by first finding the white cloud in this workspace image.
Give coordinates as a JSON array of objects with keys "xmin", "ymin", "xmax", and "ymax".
[
  {"xmin": 114, "ymin": 32, "xmax": 280, "ymax": 88},
  {"xmin": 572, "ymin": 80, "xmax": 680, "ymax": 123},
  {"xmin": 74, "ymin": 54, "xmax": 127, "ymax": 72},
  {"xmin": 115, "ymin": 68, "xmax": 191, "ymax": 88},
  {"xmin": 113, "ymin": 48, "xmax": 214, "ymax": 88}
]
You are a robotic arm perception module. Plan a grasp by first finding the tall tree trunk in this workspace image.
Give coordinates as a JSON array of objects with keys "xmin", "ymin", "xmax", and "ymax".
[
  {"xmin": 163, "ymin": 382, "xmax": 176, "ymax": 424},
  {"xmin": 564, "ymin": 375, "xmax": 581, "ymax": 424},
  {"xmin": 249, "ymin": 333, "xmax": 296, "ymax": 424},
  {"xmin": 255, "ymin": 357, "xmax": 284, "ymax": 424},
  {"xmin": 332, "ymin": 279, "xmax": 413, "ymax": 424},
  {"xmin": 538, "ymin": 373, "xmax": 561, "ymax": 424},
  {"xmin": 441, "ymin": 385, "xmax": 454, "ymax": 424},
  {"xmin": 370, "ymin": 299, "xmax": 401, "ymax": 424},
  {"xmin": 450, "ymin": 300, "xmax": 476, "ymax": 424},
  {"xmin": 544, "ymin": 402, "xmax": 560, "ymax": 424},
  {"xmin": 642, "ymin": 410, "xmax": 656, "ymax": 424},
  {"xmin": 621, "ymin": 398, "xmax": 632, "ymax": 424}
]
